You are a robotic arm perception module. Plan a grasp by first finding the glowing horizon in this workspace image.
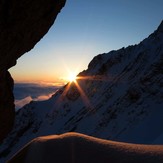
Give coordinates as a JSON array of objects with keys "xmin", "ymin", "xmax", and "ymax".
[{"xmin": 9, "ymin": 0, "xmax": 163, "ymax": 84}]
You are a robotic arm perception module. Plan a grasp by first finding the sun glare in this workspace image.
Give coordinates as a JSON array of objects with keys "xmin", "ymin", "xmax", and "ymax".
[{"xmin": 68, "ymin": 73, "xmax": 77, "ymax": 83}]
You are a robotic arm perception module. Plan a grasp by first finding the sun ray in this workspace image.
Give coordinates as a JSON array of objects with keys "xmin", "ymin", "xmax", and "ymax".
[
  {"xmin": 74, "ymin": 81, "xmax": 92, "ymax": 108},
  {"xmin": 77, "ymin": 75, "xmax": 114, "ymax": 82},
  {"xmin": 68, "ymin": 72, "xmax": 77, "ymax": 83}
]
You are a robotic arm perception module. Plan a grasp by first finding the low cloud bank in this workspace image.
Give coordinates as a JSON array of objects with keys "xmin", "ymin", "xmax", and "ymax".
[{"xmin": 14, "ymin": 83, "xmax": 61, "ymax": 110}]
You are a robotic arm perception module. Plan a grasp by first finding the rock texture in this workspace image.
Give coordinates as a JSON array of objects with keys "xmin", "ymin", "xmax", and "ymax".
[{"xmin": 0, "ymin": 0, "xmax": 66, "ymax": 142}]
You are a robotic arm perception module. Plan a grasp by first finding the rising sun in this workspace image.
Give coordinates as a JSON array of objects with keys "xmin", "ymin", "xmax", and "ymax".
[{"xmin": 68, "ymin": 72, "xmax": 77, "ymax": 83}]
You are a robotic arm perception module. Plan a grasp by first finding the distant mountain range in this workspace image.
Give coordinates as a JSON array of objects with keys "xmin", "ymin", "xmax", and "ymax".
[{"xmin": 0, "ymin": 20, "xmax": 163, "ymax": 162}]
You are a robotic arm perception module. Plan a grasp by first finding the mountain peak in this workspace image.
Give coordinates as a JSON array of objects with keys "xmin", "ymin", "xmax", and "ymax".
[{"xmin": 157, "ymin": 20, "xmax": 163, "ymax": 32}]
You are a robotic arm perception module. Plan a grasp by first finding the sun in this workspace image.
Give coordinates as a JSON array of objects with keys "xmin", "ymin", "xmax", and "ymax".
[{"xmin": 68, "ymin": 72, "xmax": 77, "ymax": 83}]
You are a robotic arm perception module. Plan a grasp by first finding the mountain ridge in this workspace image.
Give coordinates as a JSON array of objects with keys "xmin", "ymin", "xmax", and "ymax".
[{"xmin": 0, "ymin": 20, "xmax": 163, "ymax": 162}]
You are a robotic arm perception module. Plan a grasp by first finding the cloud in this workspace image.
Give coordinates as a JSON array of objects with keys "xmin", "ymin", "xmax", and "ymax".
[
  {"xmin": 15, "ymin": 96, "xmax": 33, "ymax": 110},
  {"xmin": 14, "ymin": 82, "xmax": 62, "ymax": 110},
  {"xmin": 33, "ymin": 94, "xmax": 54, "ymax": 101}
]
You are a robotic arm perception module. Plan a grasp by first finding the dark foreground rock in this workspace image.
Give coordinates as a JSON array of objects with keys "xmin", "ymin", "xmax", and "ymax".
[{"xmin": 0, "ymin": 0, "xmax": 66, "ymax": 142}]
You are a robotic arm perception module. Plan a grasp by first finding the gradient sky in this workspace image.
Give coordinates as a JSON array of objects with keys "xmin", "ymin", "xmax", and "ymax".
[{"xmin": 9, "ymin": 0, "xmax": 163, "ymax": 85}]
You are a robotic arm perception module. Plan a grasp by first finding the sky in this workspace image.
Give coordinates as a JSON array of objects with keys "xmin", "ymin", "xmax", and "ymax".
[{"xmin": 9, "ymin": 0, "xmax": 163, "ymax": 85}]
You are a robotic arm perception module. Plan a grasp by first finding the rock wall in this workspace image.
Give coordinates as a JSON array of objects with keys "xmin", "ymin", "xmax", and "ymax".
[
  {"xmin": 0, "ymin": 71, "xmax": 14, "ymax": 142},
  {"xmin": 0, "ymin": 0, "xmax": 66, "ymax": 142}
]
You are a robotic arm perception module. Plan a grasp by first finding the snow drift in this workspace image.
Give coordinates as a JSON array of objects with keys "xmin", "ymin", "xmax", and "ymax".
[{"xmin": 8, "ymin": 133, "xmax": 163, "ymax": 163}]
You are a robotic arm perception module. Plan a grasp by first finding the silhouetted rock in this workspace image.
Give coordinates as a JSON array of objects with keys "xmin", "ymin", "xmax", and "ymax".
[
  {"xmin": 0, "ymin": 0, "xmax": 66, "ymax": 142},
  {"xmin": 0, "ymin": 71, "xmax": 14, "ymax": 142}
]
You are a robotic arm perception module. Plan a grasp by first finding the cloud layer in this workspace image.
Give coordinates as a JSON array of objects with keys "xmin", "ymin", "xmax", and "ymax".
[{"xmin": 14, "ymin": 83, "xmax": 61, "ymax": 110}]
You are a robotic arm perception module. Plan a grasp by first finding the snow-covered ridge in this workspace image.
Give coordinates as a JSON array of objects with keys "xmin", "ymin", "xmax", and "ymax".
[
  {"xmin": 0, "ymin": 21, "xmax": 163, "ymax": 162},
  {"xmin": 8, "ymin": 133, "xmax": 163, "ymax": 163}
]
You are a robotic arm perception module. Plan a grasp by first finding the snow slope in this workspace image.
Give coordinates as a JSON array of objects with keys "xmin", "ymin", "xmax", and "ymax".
[
  {"xmin": 8, "ymin": 133, "xmax": 163, "ymax": 163},
  {"xmin": 0, "ymin": 21, "xmax": 163, "ymax": 162}
]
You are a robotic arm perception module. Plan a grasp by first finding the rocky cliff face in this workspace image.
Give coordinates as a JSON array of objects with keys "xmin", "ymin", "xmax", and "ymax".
[
  {"xmin": 0, "ymin": 71, "xmax": 14, "ymax": 143},
  {"xmin": 0, "ymin": 21, "xmax": 163, "ymax": 162},
  {"xmin": 0, "ymin": 0, "xmax": 66, "ymax": 142}
]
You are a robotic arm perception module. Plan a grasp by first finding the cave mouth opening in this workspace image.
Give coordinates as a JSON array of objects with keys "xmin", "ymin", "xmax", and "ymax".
[{"xmin": 0, "ymin": 0, "xmax": 66, "ymax": 142}]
